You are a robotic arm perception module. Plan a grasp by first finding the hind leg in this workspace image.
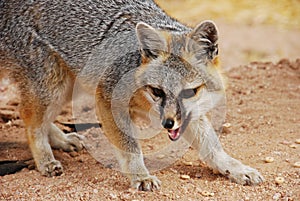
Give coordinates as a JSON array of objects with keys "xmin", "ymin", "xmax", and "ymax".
[
  {"xmin": 18, "ymin": 72, "xmax": 82, "ymax": 176},
  {"xmin": 20, "ymin": 92, "xmax": 64, "ymax": 176},
  {"xmin": 49, "ymin": 123, "xmax": 84, "ymax": 152}
]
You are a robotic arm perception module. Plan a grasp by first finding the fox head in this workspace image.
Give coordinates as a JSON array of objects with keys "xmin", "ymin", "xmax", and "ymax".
[{"xmin": 130, "ymin": 21, "xmax": 224, "ymax": 141}]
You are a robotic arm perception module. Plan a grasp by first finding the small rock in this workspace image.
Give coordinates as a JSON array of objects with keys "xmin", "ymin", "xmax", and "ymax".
[
  {"xmin": 180, "ymin": 174, "xmax": 190, "ymax": 180},
  {"xmin": 264, "ymin": 157, "xmax": 274, "ymax": 163},
  {"xmin": 280, "ymin": 140, "xmax": 292, "ymax": 145},
  {"xmin": 295, "ymin": 138, "xmax": 300, "ymax": 144},
  {"xmin": 157, "ymin": 154, "xmax": 165, "ymax": 159},
  {"xmin": 272, "ymin": 192, "xmax": 281, "ymax": 200},
  {"xmin": 222, "ymin": 123, "xmax": 232, "ymax": 133},
  {"xmin": 275, "ymin": 177, "xmax": 284, "ymax": 185},
  {"xmin": 293, "ymin": 161, "xmax": 300, "ymax": 168},
  {"xmin": 109, "ymin": 193, "xmax": 117, "ymax": 199},
  {"xmin": 289, "ymin": 144, "xmax": 297, "ymax": 148},
  {"xmin": 201, "ymin": 190, "xmax": 214, "ymax": 197},
  {"xmin": 169, "ymin": 168, "xmax": 178, "ymax": 174},
  {"xmin": 182, "ymin": 161, "xmax": 193, "ymax": 166},
  {"xmin": 223, "ymin": 123, "xmax": 231, "ymax": 128}
]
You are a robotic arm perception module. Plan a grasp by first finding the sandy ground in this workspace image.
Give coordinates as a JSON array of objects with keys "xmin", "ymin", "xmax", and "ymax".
[
  {"xmin": 1, "ymin": 60, "xmax": 299, "ymax": 200},
  {"xmin": 1, "ymin": 1, "xmax": 300, "ymax": 200}
]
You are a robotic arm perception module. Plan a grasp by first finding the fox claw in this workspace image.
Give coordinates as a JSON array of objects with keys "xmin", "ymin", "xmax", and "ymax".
[
  {"xmin": 131, "ymin": 175, "xmax": 161, "ymax": 191},
  {"xmin": 63, "ymin": 132, "xmax": 85, "ymax": 152},
  {"xmin": 50, "ymin": 131, "xmax": 85, "ymax": 152},
  {"xmin": 227, "ymin": 165, "xmax": 264, "ymax": 185},
  {"xmin": 40, "ymin": 160, "xmax": 63, "ymax": 177}
]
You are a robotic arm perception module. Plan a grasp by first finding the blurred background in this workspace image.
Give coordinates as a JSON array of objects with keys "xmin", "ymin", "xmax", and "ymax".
[{"xmin": 155, "ymin": 0, "xmax": 300, "ymax": 70}]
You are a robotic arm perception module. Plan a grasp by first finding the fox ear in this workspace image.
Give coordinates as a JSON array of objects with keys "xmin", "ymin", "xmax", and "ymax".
[
  {"xmin": 136, "ymin": 22, "xmax": 167, "ymax": 59},
  {"xmin": 187, "ymin": 20, "xmax": 219, "ymax": 61}
]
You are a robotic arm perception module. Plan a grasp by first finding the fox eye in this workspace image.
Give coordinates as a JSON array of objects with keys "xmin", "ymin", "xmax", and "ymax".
[
  {"xmin": 180, "ymin": 85, "xmax": 205, "ymax": 99},
  {"xmin": 149, "ymin": 86, "xmax": 165, "ymax": 98},
  {"xmin": 180, "ymin": 88, "xmax": 197, "ymax": 99}
]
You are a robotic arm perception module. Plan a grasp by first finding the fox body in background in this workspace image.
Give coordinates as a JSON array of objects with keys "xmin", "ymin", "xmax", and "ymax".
[{"xmin": 0, "ymin": 0, "xmax": 263, "ymax": 190}]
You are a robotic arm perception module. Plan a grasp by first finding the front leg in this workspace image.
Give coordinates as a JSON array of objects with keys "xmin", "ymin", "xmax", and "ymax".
[
  {"xmin": 96, "ymin": 96, "xmax": 161, "ymax": 191},
  {"xmin": 114, "ymin": 148, "xmax": 161, "ymax": 191},
  {"xmin": 184, "ymin": 116, "xmax": 264, "ymax": 185}
]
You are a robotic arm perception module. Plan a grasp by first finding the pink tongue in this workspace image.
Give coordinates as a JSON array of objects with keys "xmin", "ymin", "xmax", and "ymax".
[{"xmin": 168, "ymin": 128, "xmax": 180, "ymax": 141}]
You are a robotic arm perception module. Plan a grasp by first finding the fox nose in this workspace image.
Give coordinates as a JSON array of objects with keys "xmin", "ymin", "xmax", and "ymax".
[{"xmin": 162, "ymin": 118, "xmax": 174, "ymax": 129}]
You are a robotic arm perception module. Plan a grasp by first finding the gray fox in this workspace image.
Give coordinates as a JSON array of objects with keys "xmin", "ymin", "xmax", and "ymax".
[{"xmin": 0, "ymin": 0, "xmax": 263, "ymax": 190}]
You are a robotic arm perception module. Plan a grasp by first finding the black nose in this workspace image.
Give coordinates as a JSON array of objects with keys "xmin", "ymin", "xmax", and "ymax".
[{"xmin": 162, "ymin": 118, "xmax": 174, "ymax": 129}]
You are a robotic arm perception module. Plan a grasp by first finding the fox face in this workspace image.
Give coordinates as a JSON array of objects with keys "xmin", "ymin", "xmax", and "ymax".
[{"xmin": 133, "ymin": 21, "xmax": 224, "ymax": 141}]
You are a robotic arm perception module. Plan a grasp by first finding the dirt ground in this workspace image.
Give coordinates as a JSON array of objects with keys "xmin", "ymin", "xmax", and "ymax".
[
  {"xmin": 1, "ymin": 59, "xmax": 299, "ymax": 200},
  {"xmin": 1, "ymin": 1, "xmax": 300, "ymax": 201}
]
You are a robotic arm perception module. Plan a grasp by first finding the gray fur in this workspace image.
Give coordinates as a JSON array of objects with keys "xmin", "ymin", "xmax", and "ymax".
[
  {"xmin": 0, "ymin": 0, "xmax": 188, "ymax": 72},
  {"xmin": 0, "ymin": 0, "xmax": 263, "ymax": 191}
]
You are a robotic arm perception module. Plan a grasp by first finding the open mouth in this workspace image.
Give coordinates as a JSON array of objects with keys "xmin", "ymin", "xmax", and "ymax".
[
  {"xmin": 167, "ymin": 113, "xmax": 192, "ymax": 141},
  {"xmin": 168, "ymin": 127, "xmax": 181, "ymax": 141}
]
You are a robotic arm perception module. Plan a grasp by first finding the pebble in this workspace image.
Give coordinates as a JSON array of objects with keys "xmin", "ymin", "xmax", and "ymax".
[
  {"xmin": 180, "ymin": 174, "xmax": 190, "ymax": 180},
  {"xmin": 280, "ymin": 140, "xmax": 291, "ymax": 145},
  {"xmin": 157, "ymin": 154, "xmax": 165, "ymax": 159},
  {"xmin": 293, "ymin": 161, "xmax": 300, "ymax": 168},
  {"xmin": 201, "ymin": 191, "xmax": 214, "ymax": 197},
  {"xmin": 109, "ymin": 193, "xmax": 117, "ymax": 199},
  {"xmin": 275, "ymin": 177, "xmax": 285, "ymax": 185},
  {"xmin": 223, "ymin": 123, "xmax": 231, "ymax": 128},
  {"xmin": 182, "ymin": 161, "xmax": 193, "ymax": 166},
  {"xmin": 222, "ymin": 123, "xmax": 232, "ymax": 133},
  {"xmin": 272, "ymin": 192, "xmax": 281, "ymax": 200},
  {"xmin": 169, "ymin": 168, "xmax": 178, "ymax": 174},
  {"xmin": 295, "ymin": 138, "xmax": 300, "ymax": 144},
  {"xmin": 289, "ymin": 144, "xmax": 297, "ymax": 148},
  {"xmin": 264, "ymin": 157, "xmax": 274, "ymax": 163}
]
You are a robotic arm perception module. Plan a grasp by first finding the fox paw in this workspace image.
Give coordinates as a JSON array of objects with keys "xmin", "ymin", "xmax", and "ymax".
[
  {"xmin": 51, "ymin": 132, "xmax": 85, "ymax": 152},
  {"xmin": 226, "ymin": 165, "xmax": 264, "ymax": 185},
  {"xmin": 62, "ymin": 132, "xmax": 85, "ymax": 152},
  {"xmin": 131, "ymin": 175, "xmax": 161, "ymax": 191},
  {"xmin": 40, "ymin": 160, "xmax": 63, "ymax": 177}
]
